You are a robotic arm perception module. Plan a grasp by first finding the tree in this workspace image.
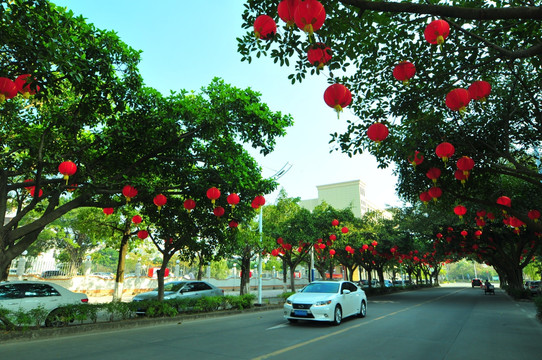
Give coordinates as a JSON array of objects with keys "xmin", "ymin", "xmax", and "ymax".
[{"xmin": 0, "ymin": 0, "xmax": 293, "ymax": 280}]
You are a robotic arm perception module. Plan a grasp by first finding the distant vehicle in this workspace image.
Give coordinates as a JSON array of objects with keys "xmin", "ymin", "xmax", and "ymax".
[
  {"xmin": 40, "ymin": 270, "xmax": 66, "ymax": 278},
  {"xmin": 0, "ymin": 280, "xmax": 88, "ymax": 327},
  {"xmin": 471, "ymin": 278, "xmax": 483, "ymax": 288},
  {"xmin": 283, "ymin": 280, "xmax": 367, "ymax": 326},
  {"xmin": 524, "ymin": 281, "xmax": 540, "ymax": 295},
  {"xmin": 91, "ymin": 272, "xmax": 114, "ymax": 279},
  {"xmin": 393, "ymin": 279, "xmax": 411, "ymax": 286}
]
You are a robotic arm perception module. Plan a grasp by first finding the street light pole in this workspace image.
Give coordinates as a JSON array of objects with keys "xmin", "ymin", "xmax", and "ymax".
[{"xmin": 257, "ymin": 206, "xmax": 263, "ymax": 305}]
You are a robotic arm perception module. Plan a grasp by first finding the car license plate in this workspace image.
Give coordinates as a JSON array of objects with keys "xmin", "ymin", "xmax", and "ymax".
[{"xmin": 294, "ymin": 310, "xmax": 308, "ymax": 316}]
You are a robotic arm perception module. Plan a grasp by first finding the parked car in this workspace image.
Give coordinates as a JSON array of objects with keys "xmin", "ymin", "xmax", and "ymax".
[
  {"xmin": 524, "ymin": 281, "xmax": 540, "ymax": 295},
  {"xmin": 131, "ymin": 280, "xmax": 224, "ymax": 309},
  {"xmin": 471, "ymin": 278, "xmax": 483, "ymax": 287},
  {"xmin": 283, "ymin": 280, "xmax": 367, "ymax": 326},
  {"xmin": 0, "ymin": 280, "xmax": 88, "ymax": 327},
  {"xmin": 40, "ymin": 270, "xmax": 66, "ymax": 278},
  {"xmin": 91, "ymin": 272, "xmax": 114, "ymax": 279}
]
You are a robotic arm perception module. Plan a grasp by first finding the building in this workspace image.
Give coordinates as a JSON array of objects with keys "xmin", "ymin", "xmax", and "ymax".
[{"xmin": 299, "ymin": 179, "xmax": 382, "ymax": 218}]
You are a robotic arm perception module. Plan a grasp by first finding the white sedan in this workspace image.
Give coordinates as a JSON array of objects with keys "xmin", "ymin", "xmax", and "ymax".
[
  {"xmin": 0, "ymin": 280, "xmax": 88, "ymax": 327},
  {"xmin": 283, "ymin": 280, "xmax": 367, "ymax": 325}
]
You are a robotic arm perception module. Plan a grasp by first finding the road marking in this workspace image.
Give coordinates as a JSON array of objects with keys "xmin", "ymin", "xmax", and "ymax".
[
  {"xmin": 267, "ymin": 323, "xmax": 289, "ymax": 330},
  {"xmin": 252, "ymin": 288, "xmax": 465, "ymax": 360}
]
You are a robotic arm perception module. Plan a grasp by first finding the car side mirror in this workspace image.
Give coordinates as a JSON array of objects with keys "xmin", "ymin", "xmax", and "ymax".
[{"xmin": 342, "ymin": 289, "xmax": 351, "ymax": 294}]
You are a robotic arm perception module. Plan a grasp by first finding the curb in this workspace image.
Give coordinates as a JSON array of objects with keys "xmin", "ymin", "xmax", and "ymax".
[{"xmin": 0, "ymin": 304, "xmax": 283, "ymax": 344}]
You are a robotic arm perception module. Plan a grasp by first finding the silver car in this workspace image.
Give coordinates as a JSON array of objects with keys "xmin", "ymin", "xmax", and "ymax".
[
  {"xmin": 284, "ymin": 280, "xmax": 367, "ymax": 325},
  {"xmin": 132, "ymin": 281, "xmax": 224, "ymax": 302},
  {"xmin": 0, "ymin": 280, "xmax": 88, "ymax": 327}
]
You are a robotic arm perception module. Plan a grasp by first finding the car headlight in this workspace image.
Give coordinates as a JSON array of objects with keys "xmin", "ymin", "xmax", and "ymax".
[
  {"xmin": 286, "ymin": 299, "xmax": 292, "ymax": 305},
  {"xmin": 314, "ymin": 300, "xmax": 332, "ymax": 306}
]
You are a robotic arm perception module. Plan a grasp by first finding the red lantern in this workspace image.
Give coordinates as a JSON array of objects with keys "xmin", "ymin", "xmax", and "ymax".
[
  {"xmin": 454, "ymin": 170, "xmax": 467, "ymax": 185},
  {"xmin": 474, "ymin": 230, "xmax": 482, "ymax": 239},
  {"xmin": 137, "ymin": 230, "xmax": 148, "ymax": 240},
  {"xmin": 408, "ymin": 151, "xmax": 424, "ymax": 167},
  {"xmin": 103, "ymin": 208, "xmax": 114, "ymax": 216},
  {"xmin": 329, "ymin": 249, "xmax": 335, "ymax": 256},
  {"xmin": 331, "ymin": 219, "xmax": 339, "ymax": 227},
  {"xmin": 251, "ymin": 195, "xmax": 266, "ymax": 210},
  {"xmin": 271, "ymin": 249, "xmax": 280, "ymax": 257},
  {"xmin": 345, "ymin": 245, "xmax": 352, "ymax": 252},
  {"xmin": 419, "ymin": 191, "xmax": 432, "ymax": 205},
  {"xmin": 393, "ymin": 61, "xmax": 416, "ymax": 85},
  {"xmin": 213, "ymin": 206, "xmax": 225, "ymax": 217},
  {"xmin": 496, "ymin": 196, "xmax": 511, "ymax": 208},
  {"xmin": 14, "ymin": 74, "xmax": 40, "ymax": 98},
  {"xmin": 435, "ymin": 142, "xmax": 455, "ymax": 163},
  {"xmin": 367, "ymin": 123, "xmax": 389, "ymax": 144},
  {"xmin": 371, "ymin": 240, "xmax": 378, "ymax": 247},
  {"xmin": 468, "ymin": 81, "xmax": 491, "ymax": 102},
  {"xmin": 122, "ymin": 185, "xmax": 138, "ymax": 202},
  {"xmin": 183, "ymin": 198, "xmax": 196, "ymax": 212},
  {"xmin": 294, "ymin": 0, "xmax": 325, "ymax": 35},
  {"xmin": 528, "ymin": 209, "xmax": 540, "ymax": 222},
  {"xmin": 424, "ymin": 19, "xmax": 450, "ymax": 45},
  {"xmin": 324, "ymin": 84, "xmax": 352, "ymax": 116},
  {"xmin": 428, "ymin": 187, "xmax": 442, "ymax": 201},
  {"xmin": 319, "ymin": 243, "xmax": 326, "ymax": 249},
  {"xmin": 278, "ymin": 0, "xmax": 300, "ymax": 27},
  {"xmin": 341, "ymin": 226, "xmax": 349, "ymax": 234},
  {"xmin": 460, "ymin": 230, "xmax": 468, "ymax": 238},
  {"xmin": 329, "ymin": 234, "xmax": 337, "ymax": 241},
  {"xmin": 445, "ymin": 88, "xmax": 471, "ymax": 113},
  {"xmin": 476, "ymin": 210, "xmax": 486, "ymax": 219},
  {"xmin": 206, "ymin": 187, "xmax": 221, "ymax": 205},
  {"xmin": 28, "ymin": 187, "xmax": 43, "ymax": 198},
  {"xmin": 58, "ymin": 161, "xmax": 77, "ymax": 184},
  {"xmin": 227, "ymin": 193, "xmax": 240, "ymax": 208},
  {"xmin": 132, "ymin": 215, "xmax": 142, "ymax": 224},
  {"xmin": 362, "ymin": 244, "xmax": 369, "ymax": 251},
  {"xmin": 307, "ymin": 42, "xmax": 332, "ymax": 69},
  {"xmin": 454, "ymin": 205, "xmax": 467, "ymax": 219},
  {"xmin": 153, "ymin": 194, "xmax": 167, "ymax": 210},
  {"xmin": 456, "ymin": 156, "xmax": 475, "ymax": 177},
  {"xmin": 425, "ymin": 167, "xmax": 441, "ymax": 185},
  {"xmin": 277, "ymin": 237, "xmax": 284, "ymax": 245},
  {"xmin": 253, "ymin": 15, "xmax": 277, "ymax": 40},
  {"xmin": 229, "ymin": 220, "xmax": 239, "ymax": 228},
  {"xmin": 0, "ymin": 77, "xmax": 18, "ymax": 102}
]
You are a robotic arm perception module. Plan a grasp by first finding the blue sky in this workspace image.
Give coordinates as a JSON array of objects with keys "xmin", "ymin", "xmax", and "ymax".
[{"xmin": 52, "ymin": 0, "xmax": 401, "ymax": 208}]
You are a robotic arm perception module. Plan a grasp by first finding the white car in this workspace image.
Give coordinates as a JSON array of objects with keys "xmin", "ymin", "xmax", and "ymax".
[
  {"xmin": 0, "ymin": 280, "xmax": 88, "ymax": 327},
  {"xmin": 283, "ymin": 280, "xmax": 367, "ymax": 325}
]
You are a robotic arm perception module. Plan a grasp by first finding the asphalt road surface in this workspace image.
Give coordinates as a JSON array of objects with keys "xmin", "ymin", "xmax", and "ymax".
[{"xmin": 2, "ymin": 285, "xmax": 541, "ymax": 360}]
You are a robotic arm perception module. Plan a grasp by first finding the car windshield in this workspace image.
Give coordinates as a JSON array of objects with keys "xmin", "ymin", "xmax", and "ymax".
[
  {"xmin": 155, "ymin": 282, "xmax": 186, "ymax": 292},
  {"xmin": 303, "ymin": 282, "xmax": 340, "ymax": 293}
]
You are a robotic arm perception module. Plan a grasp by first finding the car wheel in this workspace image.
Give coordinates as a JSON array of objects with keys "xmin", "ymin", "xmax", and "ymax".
[
  {"xmin": 287, "ymin": 318, "xmax": 298, "ymax": 323},
  {"xmin": 358, "ymin": 300, "xmax": 367, "ymax": 318},
  {"xmin": 45, "ymin": 308, "xmax": 68, "ymax": 328},
  {"xmin": 332, "ymin": 305, "xmax": 342, "ymax": 326}
]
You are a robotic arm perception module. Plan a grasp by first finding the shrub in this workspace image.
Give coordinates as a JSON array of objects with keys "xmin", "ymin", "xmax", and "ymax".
[
  {"xmin": 28, "ymin": 305, "xmax": 49, "ymax": 328},
  {"xmin": 13, "ymin": 309, "xmax": 32, "ymax": 329},
  {"xmin": 534, "ymin": 296, "xmax": 542, "ymax": 321},
  {"xmin": 507, "ymin": 287, "xmax": 531, "ymax": 300}
]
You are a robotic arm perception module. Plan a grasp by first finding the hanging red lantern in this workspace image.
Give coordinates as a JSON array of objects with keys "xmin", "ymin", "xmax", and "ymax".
[
  {"xmin": 476, "ymin": 218, "xmax": 486, "ymax": 228},
  {"xmin": 307, "ymin": 42, "xmax": 332, "ymax": 69},
  {"xmin": 436, "ymin": 233, "xmax": 443, "ymax": 239},
  {"xmin": 468, "ymin": 81, "xmax": 491, "ymax": 102},
  {"xmin": 253, "ymin": 15, "xmax": 277, "ymax": 40},
  {"xmin": 277, "ymin": 237, "xmax": 284, "ymax": 245},
  {"xmin": 476, "ymin": 210, "xmax": 486, "ymax": 219},
  {"xmin": 362, "ymin": 244, "xmax": 369, "ymax": 251},
  {"xmin": 183, "ymin": 198, "xmax": 196, "ymax": 212},
  {"xmin": 58, "ymin": 161, "xmax": 77, "ymax": 185},
  {"xmin": 213, "ymin": 206, "xmax": 225, "ymax": 217},
  {"xmin": 345, "ymin": 245, "xmax": 352, "ymax": 252},
  {"xmin": 424, "ymin": 19, "xmax": 450, "ymax": 45},
  {"xmin": 371, "ymin": 240, "xmax": 378, "ymax": 247},
  {"xmin": 206, "ymin": 187, "xmax": 221, "ymax": 205},
  {"xmin": 454, "ymin": 170, "xmax": 467, "ymax": 186},
  {"xmin": 278, "ymin": 0, "xmax": 300, "ymax": 27},
  {"xmin": 460, "ymin": 230, "xmax": 468, "ymax": 238},
  {"xmin": 425, "ymin": 167, "xmax": 441, "ymax": 185},
  {"xmin": 137, "ymin": 230, "xmax": 148, "ymax": 240},
  {"xmin": 251, "ymin": 195, "xmax": 266, "ymax": 210},
  {"xmin": 0, "ymin": 77, "xmax": 18, "ymax": 103},
  {"xmin": 528, "ymin": 209, "xmax": 540, "ymax": 222},
  {"xmin": 103, "ymin": 208, "xmax": 114, "ymax": 216},
  {"xmin": 419, "ymin": 191, "xmax": 432, "ymax": 205},
  {"xmin": 153, "ymin": 194, "xmax": 167, "ymax": 210},
  {"xmin": 367, "ymin": 123, "xmax": 389, "ymax": 144},
  {"xmin": 496, "ymin": 196, "xmax": 511, "ymax": 208},
  {"xmin": 393, "ymin": 61, "xmax": 416, "ymax": 85},
  {"xmin": 294, "ymin": 0, "xmax": 326, "ymax": 35},
  {"xmin": 331, "ymin": 219, "xmax": 339, "ymax": 227},
  {"xmin": 319, "ymin": 243, "xmax": 326, "ymax": 249},
  {"xmin": 435, "ymin": 142, "xmax": 455, "ymax": 164},
  {"xmin": 227, "ymin": 193, "xmax": 240, "ymax": 208},
  {"xmin": 122, "ymin": 185, "xmax": 138, "ymax": 202},
  {"xmin": 271, "ymin": 249, "xmax": 280, "ymax": 257},
  {"xmin": 445, "ymin": 88, "xmax": 471, "ymax": 113},
  {"xmin": 329, "ymin": 249, "xmax": 336, "ymax": 256},
  {"xmin": 341, "ymin": 226, "xmax": 349, "ymax": 234},
  {"xmin": 28, "ymin": 187, "xmax": 43, "ymax": 198},
  {"xmin": 14, "ymin": 74, "xmax": 40, "ymax": 98},
  {"xmin": 474, "ymin": 230, "xmax": 482, "ymax": 239},
  {"xmin": 132, "ymin": 215, "xmax": 142, "ymax": 224},
  {"xmin": 454, "ymin": 205, "xmax": 467, "ymax": 220},
  {"xmin": 408, "ymin": 151, "xmax": 424, "ymax": 167},
  {"xmin": 229, "ymin": 220, "xmax": 239, "ymax": 228},
  {"xmin": 324, "ymin": 83, "xmax": 352, "ymax": 116},
  {"xmin": 456, "ymin": 156, "xmax": 475, "ymax": 178},
  {"xmin": 329, "ymin": 234, "xmax": 336, "ymax": 241},
  {"xmin": 428, "ymin": 187, "xmax": 442, "ymax": 201}
]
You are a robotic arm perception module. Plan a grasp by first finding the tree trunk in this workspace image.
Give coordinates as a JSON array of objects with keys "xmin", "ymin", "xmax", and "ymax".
[
  {"xmin": 289, "ymin": 266, "xmax": 296, "ymax": 292},
  {"xmin": 157, "ymin": 253, "xmax": 173, "ymax": 301},
  {"xmin": 113, "ymin": 234, "xmax": 129, "ymax": 301},
  {"xmin": 239, "ymin": 256, "xmax": 251, "ymax": 295}
]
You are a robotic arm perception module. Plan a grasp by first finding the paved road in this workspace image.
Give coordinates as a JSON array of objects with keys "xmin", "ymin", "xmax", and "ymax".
[{"xmin": 2, "ymin": 285, "xmax": 541, "ymax": 359}]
